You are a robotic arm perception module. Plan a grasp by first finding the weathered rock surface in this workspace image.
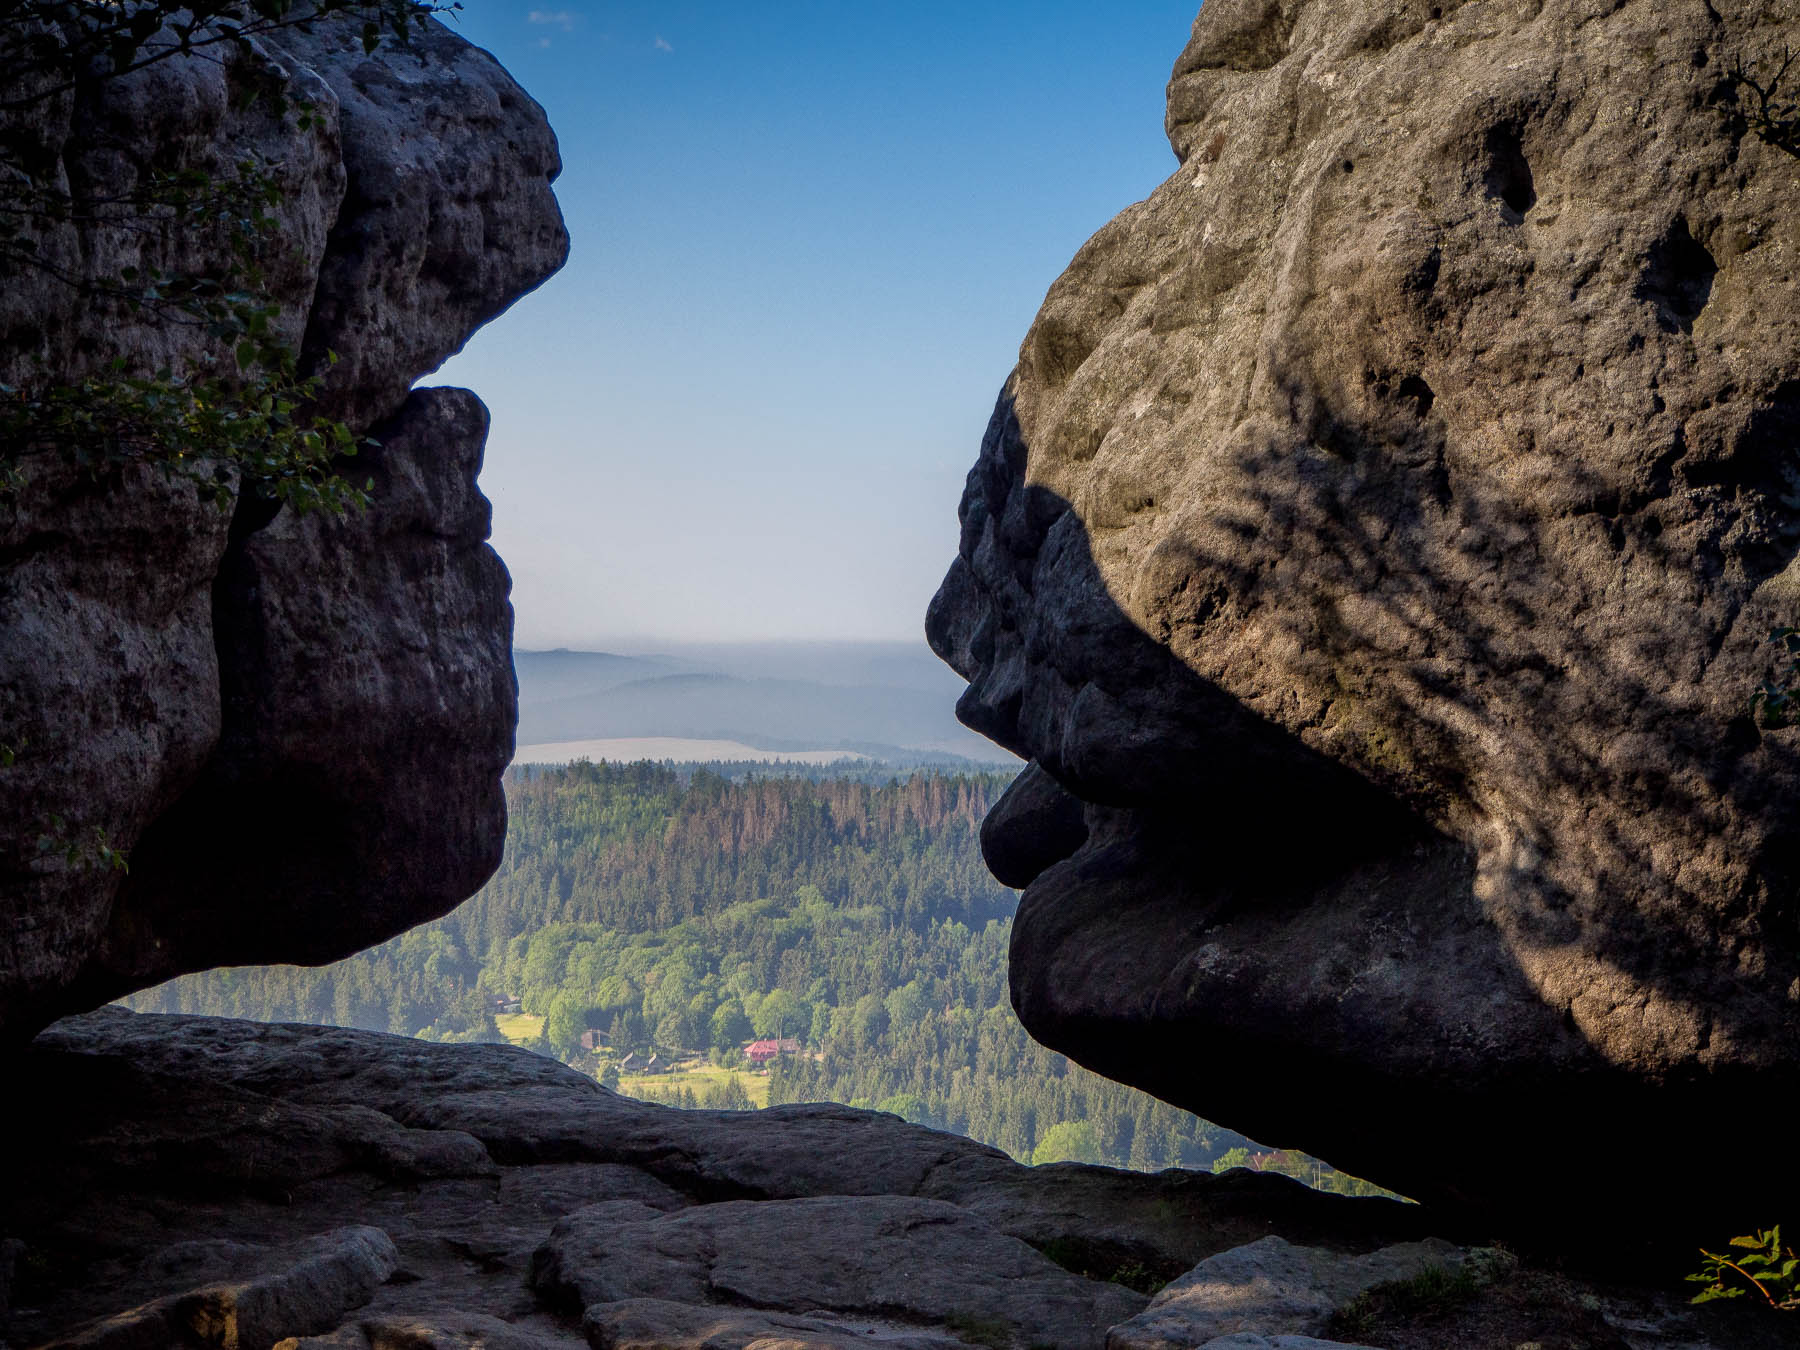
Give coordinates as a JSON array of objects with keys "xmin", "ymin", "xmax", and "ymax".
[
  {"xmin": 0, "ymin": 16, "xmax": 567, "ymax": 1040},
  {"xmin": 4, "ymin": 1010, "xmax": 1448, "ymax": 1350},
  {"xmin": 41, "ymin": 1227, "xmax": 400, "ymax": 1350},
  {"xmin": 1106, "ymin": 1236, "xmax": 1460, "ymax": 1350},
  {"xmin": 578, "ymin": 1299, "xmax": 974, "ymax": 1350},
  {"xmin": 531, "ymin": 1196, "xmax": 1146, "ymax": 1350},
  {"xmin": 9, "ymin": 1012, "xmax": 1765, "ymax": 1348},
  {"xmin": 926, "ymin": 0, "xmax": 1800, "ymax": 1239}
]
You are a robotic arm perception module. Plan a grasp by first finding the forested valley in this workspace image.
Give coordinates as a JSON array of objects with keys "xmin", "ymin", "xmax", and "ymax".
[{"xmin": 131, "ymin": 761, "xmax": 1387, "ymax": 1193}]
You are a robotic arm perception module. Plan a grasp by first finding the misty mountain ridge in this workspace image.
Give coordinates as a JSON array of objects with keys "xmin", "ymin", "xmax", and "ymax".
[{"xmin": 514, "ymin": 644, "xmax": 1015, "ymax": 765}]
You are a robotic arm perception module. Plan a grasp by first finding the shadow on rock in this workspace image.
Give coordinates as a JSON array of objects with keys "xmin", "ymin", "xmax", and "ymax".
[{"xmin": 929, "ymin": 389, "xmax": 1800, "ymax": 1256}]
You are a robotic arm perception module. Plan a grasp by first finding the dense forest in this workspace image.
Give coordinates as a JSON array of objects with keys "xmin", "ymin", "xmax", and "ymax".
[{"xmin": 131, "ymin": 761, "xmax": 1387, "ymax": 1192}]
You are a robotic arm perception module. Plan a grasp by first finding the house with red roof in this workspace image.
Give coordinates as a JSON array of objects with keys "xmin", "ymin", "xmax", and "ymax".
[{"xmin": 744, "ymin": 1037, "xmax": 801, "ymax": 1065}]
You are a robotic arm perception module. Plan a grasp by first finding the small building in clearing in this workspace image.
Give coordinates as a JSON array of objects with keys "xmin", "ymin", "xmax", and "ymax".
[{"xmin": 744, "ymin": 1037, "xmax": 801, "ymax": 1065}]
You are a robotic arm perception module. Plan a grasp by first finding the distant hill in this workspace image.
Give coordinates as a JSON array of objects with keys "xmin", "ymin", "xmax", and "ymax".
[
  {"xmin": 507, "ymin": 649, "xmax": 685, "ymax": 703},
  {"xmin": 513, "ymin": 643, "xmax": 1016, "ymax": 765},
  {"xmin": 129, "ymin": 764, "xmax": 1250, "ymax": 1175},
  {"xmin": 128, "ymin": 762, "xmax": 1387, "ymax": 1194}
]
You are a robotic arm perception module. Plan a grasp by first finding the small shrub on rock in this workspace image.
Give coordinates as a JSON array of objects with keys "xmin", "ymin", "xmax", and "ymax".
[{"xmin": 1688, "ymin": 1226, "xmax": 1799, "ymax": 1310}]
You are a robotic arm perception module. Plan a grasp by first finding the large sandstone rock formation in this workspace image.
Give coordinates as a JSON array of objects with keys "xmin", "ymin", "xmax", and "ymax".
[
  {"xmin": 928, "ymin": 0, "xmax": 1800, "ymax": 1239},
  {"xmin": 5, "ymin": 1011, "xmax": 1443, "ymax": 1350},
  {"xmin": 8, "ymin": 1012, "xmax": 1766, "ymax": 1348},
  {"xmin": 0, "ymin": 17, "xmax": 567, "ymax": 1040}
]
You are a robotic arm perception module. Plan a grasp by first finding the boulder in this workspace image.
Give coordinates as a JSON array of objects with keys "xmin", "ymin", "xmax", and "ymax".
[
  {"xmin": 1105, "ymin": 1236, "xmax": 1462, "ymax": 1350},
  {"xmin": 0, "ymin": 15, "xmax": 568, "ymax": 1040},
  {"xmin": 40, "ymin": 1226, "xmax": 399, "ymax": 1350},
  {"xmin": 926, "ymin": 0, "xmax": 1800, "ymax": 1241}
]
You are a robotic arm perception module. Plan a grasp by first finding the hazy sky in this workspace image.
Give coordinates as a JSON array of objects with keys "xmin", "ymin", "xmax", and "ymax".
[{"xmin": 428, "ymin": 1, "xmax": 1198, "ymax": 646}]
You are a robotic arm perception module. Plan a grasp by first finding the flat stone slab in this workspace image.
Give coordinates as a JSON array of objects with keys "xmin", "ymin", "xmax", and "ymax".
[
  {"xmin": 532, "ymin": 1194, "xmax": 1147, "ymax": 1350},
  {"xmin": 278, "ymin": 1310, "xmax": 573, "ymax": 1350},
  {"xmin": 1191, "ymin": 1339, "xmax": 1380, "ymax": 1350},
  {"xmin": 1106, "ymin": 1235, "xmax": 1464, "ymax": 1350},
  {"xmin": 44, "ymin": 1226, "xmax": 397, "ymax": 1350},
  {"xmin": 585, "ymin": 1298, "xmax": 976, "ymax": 1350}
]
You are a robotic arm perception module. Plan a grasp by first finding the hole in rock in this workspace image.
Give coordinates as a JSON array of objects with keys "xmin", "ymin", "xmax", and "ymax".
[
  {"xmin": 1681, "ymin": 383, "xmax": 1800, "ymax": 579},
  {"xmin": 1724, "ymin": 715, "xmax": 1761, "ymax": 756},
  {"xmin": 1482, "ymin": 125, "xmax": 1536, "ymax": 221},
  {"xmin": 1395, "ymin": 375, "xmax": 1435, "ymax": 417},
  {"xmin": 1688, "ymin": 379, "xmax": 1800, "ymax": 492},
  {"xmin": 1636, "ymin": 216, "xmax": 1718, "ymax": 333}
]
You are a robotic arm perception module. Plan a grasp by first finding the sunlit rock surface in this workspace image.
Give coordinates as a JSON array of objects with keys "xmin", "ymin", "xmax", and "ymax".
[
  {"xmin": 0, "ymin": 16, "xmax": 568, "ymax": 1040},
  {"xmin": 928, "ymin": 0, "xmax": 1800, "ymax": 1242}
]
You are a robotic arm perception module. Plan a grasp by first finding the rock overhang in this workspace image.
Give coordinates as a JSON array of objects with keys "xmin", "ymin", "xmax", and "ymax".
[{"xmin": 928, "ymin": 0, "xmax": 1800, "ymax": 1246}]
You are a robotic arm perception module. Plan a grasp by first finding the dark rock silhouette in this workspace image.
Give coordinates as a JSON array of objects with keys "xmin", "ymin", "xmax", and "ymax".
[
  {"xmin": 0, "ymin": 16, "xmax": 568, "ymax": 1040},
  {"xmin": 928, "ymin": 0, "xmax": 1800, "ymax": 1243}
]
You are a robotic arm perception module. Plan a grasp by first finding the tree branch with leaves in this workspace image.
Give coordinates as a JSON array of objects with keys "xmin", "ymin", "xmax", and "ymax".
[{"xmin": 0, "ymin": 0, "xmax": 458, "ymax": 514}]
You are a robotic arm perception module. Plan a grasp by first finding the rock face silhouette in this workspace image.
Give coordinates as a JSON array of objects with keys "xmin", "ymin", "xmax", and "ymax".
[
  {"xmin": 0, "ymin": 16, "xmax": 568, "ymax": 1041},
  {"xmin": 928, "ymin": 0, "xmax": 1800, "ymax": 1239}
]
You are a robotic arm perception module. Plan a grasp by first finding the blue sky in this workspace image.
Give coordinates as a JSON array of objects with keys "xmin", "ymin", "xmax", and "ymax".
[{"xmin": 429, "ymin": 1, "xmax": 1198, "ymax": 646}]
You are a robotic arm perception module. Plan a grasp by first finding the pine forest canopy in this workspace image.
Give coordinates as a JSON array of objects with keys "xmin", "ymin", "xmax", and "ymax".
[{"xmin": 131, "ymin": 761, "xmax": 1391, "ymax": 1194}]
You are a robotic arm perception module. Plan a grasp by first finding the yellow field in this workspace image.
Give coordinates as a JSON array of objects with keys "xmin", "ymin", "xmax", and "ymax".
[
  {"xmin": 617, "ymin": 1059, "xmax": 769, "ymax": 1108},
  {"xmin": 494, "ymin": 1012, "xmax": 544, "ymax": 1045},
  {"xmin": 488, "ymin": 1023, "xmax": 768, "ymax": 1109}
]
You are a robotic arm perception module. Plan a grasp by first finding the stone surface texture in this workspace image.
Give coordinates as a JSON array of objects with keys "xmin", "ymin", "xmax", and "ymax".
[
  {"xmin": 41, "ymin": 1227, "xmax": 400, "ymax": 1350},
  {"xmin": 579, "ymin": 1298, "xmax": 977, "ymax": 1350},
  {"xmin": 926, "ymin": 0, "xmax": 1800, "ymax": 1237},
  {"xmin": 531, "ymin": 1195, "xmax": 1146, "ymax": 1350},
  {"xmin": 5, "ymin": 1011, "xmax": 1445, "ymax": 1350},
  {"xmin": 0, "ymin": 16, "xmax": 567, "ymax": 1040},
  {"xmin": 1106, "ymin": 1235, "xmax": 1461, "ymax": 1350}
]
